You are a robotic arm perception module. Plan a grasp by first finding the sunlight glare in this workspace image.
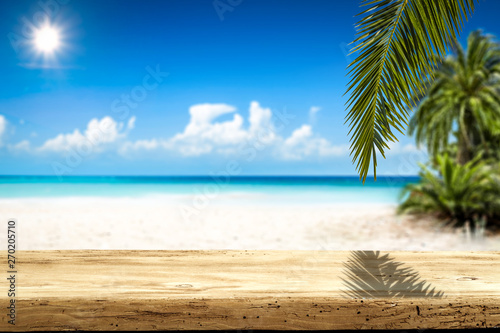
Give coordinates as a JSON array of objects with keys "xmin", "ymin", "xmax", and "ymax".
[{"xmin": 34, "ymin": 26, "xmax": 60, "ymax": 53}]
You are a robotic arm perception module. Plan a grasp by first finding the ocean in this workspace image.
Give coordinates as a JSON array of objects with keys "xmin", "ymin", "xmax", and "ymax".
[{"xmin": 0, "ymin": 176, "xmax": 418, "ymax": 205}]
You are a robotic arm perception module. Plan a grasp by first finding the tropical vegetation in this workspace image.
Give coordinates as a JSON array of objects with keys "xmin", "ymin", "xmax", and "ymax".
[
  {"xmin": 408, "ymin": 30, "xmax": 500, "ymax": 166},
  {"xmin": 398, "ymin": 30, "xmax": 500, "ymax": 232},
  {"xmin": 398, "ymin": 154, "xmax": 500, "ymax": 230},
  {"xmin": 345, "ymin": 0, "xmax": 476, "ymax": 182},
  {"xmin": 345, "ymin": 0, "xmax": 500, "ymax": 232}
]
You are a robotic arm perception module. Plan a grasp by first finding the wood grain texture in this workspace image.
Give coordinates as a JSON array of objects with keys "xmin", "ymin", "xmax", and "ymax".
[{"xmin": 1, "ymin": 250, "xmax": 500, "ymax": 330}]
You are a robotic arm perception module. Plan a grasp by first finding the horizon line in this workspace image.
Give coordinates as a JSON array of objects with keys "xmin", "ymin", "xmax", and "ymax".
[{"xmin": 0, "ymin": 174, "xmax": 420, "ymax": 178}]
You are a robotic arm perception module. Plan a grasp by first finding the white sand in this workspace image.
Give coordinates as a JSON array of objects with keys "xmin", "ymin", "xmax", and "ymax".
[{"xmin": 2, "ymin": 196, "xmax": 499, "ymax": 251}]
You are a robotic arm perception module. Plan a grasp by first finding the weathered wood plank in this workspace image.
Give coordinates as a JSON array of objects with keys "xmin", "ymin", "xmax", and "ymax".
[{"xmin": 2, "ymin": 250, "xmax": 500, "ymax": 330}]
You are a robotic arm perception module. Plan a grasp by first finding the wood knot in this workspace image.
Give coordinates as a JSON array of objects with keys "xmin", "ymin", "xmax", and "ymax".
[
  {"xmin": 175, "ymin": 284, "xmax": 193, "ymax": 288},
  {"xmin": 457, "ymin": 277, "xmax": 479, "ymax": 281}
]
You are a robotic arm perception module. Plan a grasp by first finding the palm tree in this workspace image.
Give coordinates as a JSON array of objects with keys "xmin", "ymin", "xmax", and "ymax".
[
  {"xmin": 408, "ymin": 30, "xmax": 500, "ymax": 165},
  {"xmin": 398, "ymin": 154, "xmax": 500, "ymax": 229},
  {"xmin": 345, "ymin": 0, "xmax": 476, "ymax": 182},
  {"xmin": 479, "ymin": 119, "xmax": 500, "ymax": 162}
]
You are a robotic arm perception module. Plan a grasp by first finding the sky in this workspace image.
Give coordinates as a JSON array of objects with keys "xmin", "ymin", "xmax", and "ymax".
[{"xmin": 0, "ymin": 0, "xmax": 498, "ymax": 176}]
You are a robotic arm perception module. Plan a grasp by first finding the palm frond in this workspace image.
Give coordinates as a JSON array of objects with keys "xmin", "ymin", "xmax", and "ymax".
[
  {"xmin": 397, "ymin": 154, "xmax": 500, "ymax": 226},
  {"xmin": 345, "ymin": 0, "xmax": 476, "ymax": 183},
  {"xmin": 407, "ymin": 30, "xmax": 500, "ymax": 164}
]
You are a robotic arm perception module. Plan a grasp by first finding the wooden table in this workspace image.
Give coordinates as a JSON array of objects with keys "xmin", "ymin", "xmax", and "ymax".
[{"xmin": 2, "ymin": 250, "xmax": 500, "ymax": 330}]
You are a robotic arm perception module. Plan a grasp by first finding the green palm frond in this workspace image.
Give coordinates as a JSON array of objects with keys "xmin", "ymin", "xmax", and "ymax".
[
  {"xmin": 408, "ymin": 30, "xmax": 500, "ymax": 164},
  {"xmin": 398, "ymin": 154, "xmax": 500, "ymax": 227},
  {"xmin": 345, "ymin": 0, "xmax": 476, "ymax": 183}
]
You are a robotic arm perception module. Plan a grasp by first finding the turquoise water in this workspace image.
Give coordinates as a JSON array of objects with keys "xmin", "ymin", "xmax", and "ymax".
[{"xmin": 0, "ymin": 176, "xmax": 417, "ymax": 204}]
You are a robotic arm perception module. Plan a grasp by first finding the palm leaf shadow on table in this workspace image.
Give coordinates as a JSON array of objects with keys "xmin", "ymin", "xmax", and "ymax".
[{"xmin": 341, "ymin": 251, "xmax": 444, "ymax": 299}]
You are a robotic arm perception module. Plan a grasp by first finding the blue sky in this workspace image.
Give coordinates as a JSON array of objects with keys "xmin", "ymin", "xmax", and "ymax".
[{"xmin": 0, "ymin": 0, "xmax": 498, "ymax": 176}]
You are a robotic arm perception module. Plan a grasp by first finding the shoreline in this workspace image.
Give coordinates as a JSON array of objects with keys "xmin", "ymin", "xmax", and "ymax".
[{"xmin": 0, "ymin": 192, "xmax": 402, "ymax": 207}]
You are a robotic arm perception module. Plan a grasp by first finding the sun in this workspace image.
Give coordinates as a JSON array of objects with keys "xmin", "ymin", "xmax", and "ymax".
[{"xmin": 34, "ymin": 26, "xmax": 61, "ymax": 53}]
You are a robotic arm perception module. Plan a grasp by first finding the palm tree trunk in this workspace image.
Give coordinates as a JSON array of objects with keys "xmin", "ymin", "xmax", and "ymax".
[{"xmin": 457, "ymin": 135, "xmax": 470, "ymax": 165}]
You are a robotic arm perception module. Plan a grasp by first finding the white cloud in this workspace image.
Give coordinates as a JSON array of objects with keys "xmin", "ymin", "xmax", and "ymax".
[
  {"xmin": 127, "ymin": 116, "xmax": 136, "ymax": 130},
  {"xmin": 119, "ymin": 139, "xmax": 160, "ymax": 154},
  {"xmin": 144, "ymin": 101, "xmax": 278, "ymax": 157},
  {"xmin": 11, "ymin": 102, "xmax": 347, "ymax": 162},
  {"xmin": 248, "ymin": 101, "xmax": 276, "ymax": 143},
  {"xmin": 8, "ymin": 140, "xmax": 31, "ymax": 153},
  {"xmin": 402, "ymin": 144, "xmax": 420, "ymax": 153},
  {"xmin": 309, "ymin": 106, "xmax": 321, "ymax": 123},
  {"xmin": 284, "ymin": 124, "xmax": 313, "ymax": 146},
  {"xmin": 188, "ymin": 103, "xmax": 236, "ymax": 125},
  {"xmin": 387, "ymin": 142, "xmax": 424, "ymax": 155},
  {"xmin": 39, "ymin": 116, "xmax": 133, "ymax": 153},
  {"xmin": 0, "ymin": 115, "xmax": 6, "ymax": 146},
  {"xmin": 309, "ymin": 106, "xmax": 321, "ymax": 115},
  {"xmin": 169, "ymin": 103, "xmax": 247, "ymax": 153},
  {"xmin": 121, "ymin": 102, "xmax": 346, "ymax": 161},
  {"xmin": 281, "ymin": 124, "xmax": 347, "ymax": 160},
  {"xmin": 119, "ymin": 104, "xmax": 242, "ymax": 156}
]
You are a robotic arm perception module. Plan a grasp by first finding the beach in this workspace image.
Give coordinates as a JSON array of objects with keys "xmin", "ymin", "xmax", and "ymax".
[{"xmin": 3, "ymin": 195, "xmax": 499, "ymax": 251}]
